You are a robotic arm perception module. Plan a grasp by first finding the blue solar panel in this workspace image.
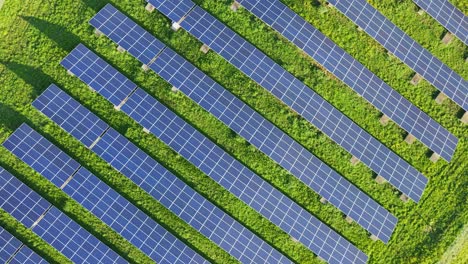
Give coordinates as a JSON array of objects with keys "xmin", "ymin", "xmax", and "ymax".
[
  {"xmin": 413, "ymin": 0, "xmax": 468, "ymax": 46},
  {"xmin": 56, "ymin": 44, "xmax": 368, "ymax": 264},
  {"xmin": 34, "ymin": 207, "xmax": 126, "ymax": 263},
  {"xmin": 327, "ymin": 0, "xmax": 468, "ymax": 111},
  {"xmin": 0, "ymin": 162, "xmax": 126, "ymax": 263},
  {"xmin": 0, "ymin": 164, "xmax": 50, "ymax": 228},
  {"xmin": 144, "ymin": 0, "xmax": 195, "ymax": 23},
  {"xmin": 33, "ymin": 84, "xmax": 109, "ymax": 148},
  {"xmin": 89, "ymin": 5, "xmax": 395, "ymax": 245},
  {"xmin": 61, "ymin": 44, "xmax": 137, "ymax": 106},
  {"xmin": 236, "ymin": 0, "xmax": 458, "ymax": 162},
  {"xmin": 10, "ymin": 246, "xmax": 47, "ymax": 264},
  {"xmin": 34, "ymin": 86, "xmax": 291, "ymax": 264},
  {"xmin": 150, "ymin": 1, "xmax": 429, "ymax": 203},
  {"xmin": 0, "ymin": 227, "xmax": 46, "ymax": 264},
  {"xmin": 0, "ymin": 226, "xmax": 22, "ymax": 263},
  {"xmin": 90, "ymin": 5, "xmax": 166, "ymax": 65},
  {"xmin": 5, "ymin": 117, "xmax": 207, "ymax": 264}
]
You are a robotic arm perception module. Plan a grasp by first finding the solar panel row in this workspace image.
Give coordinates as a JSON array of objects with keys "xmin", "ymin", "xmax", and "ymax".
[
  {"xmin": 327, "ymin": 0, "xmax": 468, "ymax": 111},
  {"xmin": 0, "ymin": 158, "xmax": 126, "ymax": 263},
  {"xmin": 236, "ymin": 0, "xmax": 457, "ymax": 162},
  {"xmin": 89, "ymin": 4, "xmax": 395, "ymax": 244},
  {"xmin": 147, "ymin": 0, "xmax": 428, "ymax": 203},
  {"xmin": 33, "ymin": 85, "xmax": 292, "ymax": 264},
  {"xmin": 412, "ymin": 0, "xmax": 468, "ymax": 46},
  {"xmin": 4, "ymin": 122, "xmax": 209, "ymax": 264},
  {"xmin": 0, "ymin": 226, "xmax": 46, "ymax": 264},
  {"xmin": 58, "ymin": 41, "xmax": 367, "ymax": 262}
]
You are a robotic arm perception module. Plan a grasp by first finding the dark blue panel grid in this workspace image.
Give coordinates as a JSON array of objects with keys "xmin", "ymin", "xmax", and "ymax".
[
  {"xmin": 413, "ymin": 0, "xmax": 468, "ymax": 45},
  {"xmin": 0, "ymin": 165, "xmax": 50, "ymax": 228},
  {"xmin": 33, "ymin": 84, "xmax": 109, "ymax": 148},
  {"xmin": 327, "ymin": 0, "xmax": 468, "ymax": 111},
  {"xmin": 3, "ymin": 122, "xmax": 81, "ymax": 189},
  {"xmin": 146, "ymin": 0, "xmax": 195, "ymax": 22},
  {"xmin": 0, "ymin": 226, "xmax": 22, "ymax": 263},
  {"xmin": 0, "ymin": 227, "xmax": 47, "ymax": 264},
  {"xmin": 10, "ymin": 246, "xmax": 48, "ymax": 264},
  {"xmin": 33, "ymin": 207, "xmax": 126, "ymax": 263},
  {"xmin": 237, "ymin": 0, "xmax": 457, "ymax": 161},
  {"xmin": 0, "ymin": 164, "xmax": 126, "ymax": 263},
  {"xmin": 7, "ymin": 115, "xmax": 207, "ymax": 263},
  {"xmin": 90, "ymin": 4, "xmax": 167, "ymax": 66},
  {"xmin": 35, "ymin": 86, "xmax": 291, "ymax": 264},
  {"xmin": 61, "ymin": 44, "xmax": 137, "ymax": 106},
  {"xmin": 89, "ymin": 5, "xmax": 393, "ymax": 245},
  {"xmin": 169, "ymin": 4, "xmax": 428, "ymax": 202}
]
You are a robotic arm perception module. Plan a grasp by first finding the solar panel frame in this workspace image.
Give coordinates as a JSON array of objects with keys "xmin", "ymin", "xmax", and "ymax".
[
  {"xmin": 90, "ymin": 5, "xmax": 395, "ymax": 244},
  {"xmin": 34, "ymin": 86, "xmax": 291, "ymax": 264},
  {"xmin": 149, "ymin": 1, "xmax": 428, "ymax": 202},
  {"xmin": 327, "ymin": 0, "xmax": 468, "ymax": 111},
  {"xmin": 236, "ymin": 0, "xmax": 457, "ymax": 161},
  {"xmin": 57, "ymin": 42, "xmax": 368, "ymax": 264},
  {"xmin": 412, "ymin": 0, "xmax": 468, "ymax": 46}
]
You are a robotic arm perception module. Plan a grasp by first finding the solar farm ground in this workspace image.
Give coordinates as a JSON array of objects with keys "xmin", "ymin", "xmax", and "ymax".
[{"xmin": 0, "ymin": 0, "xmax": 466, "ymax": 263}]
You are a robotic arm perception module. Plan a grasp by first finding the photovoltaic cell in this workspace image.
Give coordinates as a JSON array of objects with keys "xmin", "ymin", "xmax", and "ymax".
[
  {"xmin": 413, "ymin": 0, "xmax": 468, "ymax": 46},
  {"xmin": 149, "ymin": 1, "xmax": 429, "ymax": 203},
  {"xmin": 327, "ymin": 0, "xmax": 468, "ymax": 111},
  {"xmin": 236, "ymin": 0, "xmax": 457, "ymax": 161},
  {"xmin": 0, "ymin": 161, "xmax": 126, "ymax": 263},
  {"xmin": 57, "ymin": 42, "xmax": 367, "ymax": 263},
  {"xmin": 7, "ymin": 119, "xmax": 207, "ymax": 264},
  {"xmin": 89, "ymin": 4, "xmax": 395, "ymax": 245},
  {"xmin": 0, "ymin": 227, "xmax": 46, "ymax": 264},
  {"xmin": 34, "ymin": 87, "xmax": 291, "ymax": 264},
  {"xmin": 61, "ymin": 44, "xmax": 137, "ymax": 106}
]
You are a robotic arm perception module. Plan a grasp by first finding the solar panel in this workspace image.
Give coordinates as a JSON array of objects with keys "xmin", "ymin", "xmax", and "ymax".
[
  {"xmin": 236, "ymin": 0, "xmax": 457, "ymax": 162},
  {"xmin": 89, "ymin": 5, "xmax": 396, "ymax": 244},
  {"xmin": 34, "ymin": 87, "xmax": 291, "ymax": 264},
  {"xmin": 4, "ymin": 121, "xmax": 208, "ymax": 263},
  {"xmin": 413, "ymin": 0, "xmax": 468, "ymax": 46},
  {"xmin": 149, "ymin": 1, "xmax": 429, "ymax": 203},
  {"xmin": 10, "ymin": 246, "xmax": 47, "ymax": 264},
  {"xmin": 0, "ymin": 162, "xmax": 126, "ymax": 263},
  {"xmin": 56, "ymin": 44, "xmax": 368, "ymax": 263},
  {"xmin": 0, "ymin": 163, "xmax": 50, "ymax": 228},
  {"xmin": 143, "ymin": 0, "xmax": 195, "ymax": 23},
  {"xmin": 60, "ymin": 44, "xmax": 137, "ymax": 106},
  {"xmin": 327, "ymin": 0, "xmax": 468, "ymax": 111},
  {"xmin": 0, "ymin": 227, "xmax": 46, "ymax": 264}
]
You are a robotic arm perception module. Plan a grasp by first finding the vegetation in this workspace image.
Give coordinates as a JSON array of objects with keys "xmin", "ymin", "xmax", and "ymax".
[{"xmin": 0, "ymin": 0, "xmax": 466, "ymax": 263}]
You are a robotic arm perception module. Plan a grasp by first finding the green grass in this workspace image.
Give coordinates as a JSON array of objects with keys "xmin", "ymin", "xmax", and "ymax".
[{"xmin": 0, "ymin": 0, "xmax": 466, "ymax": 263}]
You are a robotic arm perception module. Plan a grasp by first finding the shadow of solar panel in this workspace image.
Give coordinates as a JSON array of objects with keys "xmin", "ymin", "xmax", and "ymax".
[
  {"xmin": 413, "ymin": 0, "xmax": 468, "ymax": 46},
  {"xmin": 0, "ymin": 164, "xmax": 125, "ymax": 263},
  {"xmin": 149, "ymin": 1, "xmax": 429, "ymax": 203},
  {"xmin": 34, "ymin": 86, "xmax": 291, "ymax": 264},
  {"xmin": 236, "ymin": 0, "xmax": 457, "ymax": 162},
  {"xmin": 327, "ymin": 0, "xmax": 468, "ymax": 111},
  {"xmin": 56, "ymin": 45, "xmax": 367, "ymax": 264},
  {"xmin": 5, "ymin": 114, "xmax": 208, "ymax": 263},
  {"xmin": 90, "ymin": 4, "xmax": 394, "ymax": 247},
  {"xmin": 0, "ymin": 227, "xmax": 46, "ymax": 264}
]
